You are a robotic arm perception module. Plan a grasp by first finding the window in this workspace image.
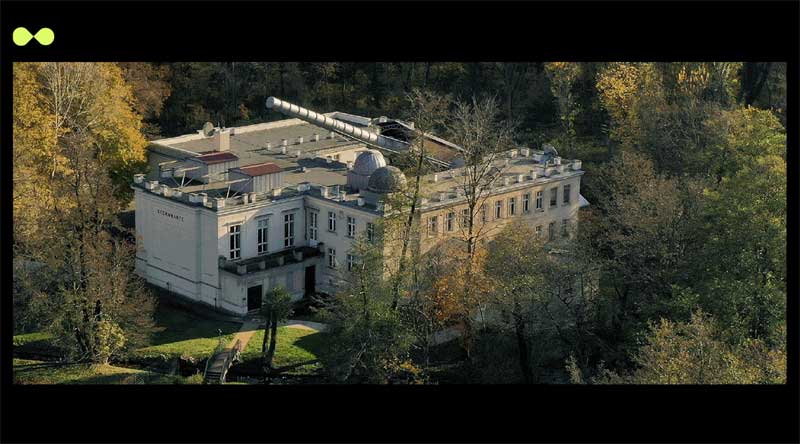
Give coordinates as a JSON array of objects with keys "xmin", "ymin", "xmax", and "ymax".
[
  {"xmin": 428, "ymin": 215, "xmax": 438, "ymax": 236},
  {"xmin": 548, "ymin": 221, "xmax": 556, "ymax": 241},
  {"xmin": 229, "ymin": 225, "xmax": 241, "ymax": 259},
  {"xmin": 563, "ymin": 184, "xmax": 571, "ymax": 204},
  {"xmin": 509, "ymin": 197, "xmax": 516, "ymax": 216},
  {"xmin": 366, "ymin": 222, "xmax": 375, "ymax": 243},
  {"xmin": 550, "ymin": 188, "xmax": 558, "ymax": 207},
  {"xmin": 347, "ymin": 253, "xmax": 356, "ymax": 272},
  {"xmin": 347, "ymin": 216, "xmax": 356, "ymax": 238},
  {"xmin": 257, "ymin": 218, "xmax": 269, "ymax": 254},
  {"xmin": 308, "ymin": 211, "xmax": 318, "ymax": 241},
  {"xmin": 561, "ymin": 218, "xmax": 569, "ymax": 237},
  {"xmin": 461, "ymin": 208, "xmax": 470, "ymax": 227},
  {"xmin": 523, "ymin": 193, "xmax": 530, "ymax": 213},
  {"xmin": 481, "ymin": 204, "xmax": 487, "ymax": 223},
  {"xmin": 327, "ymin": 248, "xmax": 337, "ymax": 269},
  {"xmin": 536, "ymin": 225, "xmax": 542, "ymax": 238},
  {"xmin": 536, "ymin": 191, "xmax": 543, "ymax": 210},
  {"xmin": 328, "ymin": 211, "xmax": 336, "ymax": 232},
  {"xmin": 284, "ymin": 213, "xmax": 295, "ymax": 247},
  {"xmin": 446, "ymin": 212, "xmax": 455, "ymax": 232},
  {"xmin": 495, "ymin": 200, "xmax": 503, "ymax": 219}
]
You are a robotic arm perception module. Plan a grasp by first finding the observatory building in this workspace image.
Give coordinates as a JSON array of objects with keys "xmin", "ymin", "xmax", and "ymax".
[{"xmin": 132, "ymin": 97, "xmax": 588, "ymax": 315}]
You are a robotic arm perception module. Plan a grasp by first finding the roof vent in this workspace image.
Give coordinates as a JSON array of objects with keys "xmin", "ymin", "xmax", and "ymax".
[
  {"xmin": 297, "ymin": 136, "xmax": 304, "ymax": 145},
  {"xmin": 520, "ymin": 148, "xmax": 530, "ymax": 157},
  {"xmin": 265, "ymin": 142, "xmax": 272, "ymax": 150},
  {"xmin": 518, "ymin": 174, "xmax": 525, "ymax": 183},
  {"xmin": 280, "ymin": 145, "xmax": 287, "ymax": 155},
  {"xmin": 328, "ymin": 131, "xmax": 336, "ymax": 140},
  {"xmin": 313, "ymin": 134, "xmax": 320, "ymax": 142},
  {"xmin": 133, "ymin": 174, "xmax": 145, "ymax": 184},
  {"xmin": 357, "ymin": 197, "xmax": 365, "ymax": 206},
  {"xmin": 294, "ymin": 150, "xmax": 301, "ymax": 158},
  {"xmin": 281, "ymin": 139, "xmax": 288, "ymax": 147},
  {"xmin": 432, "ymin": 173, "xmax": 438, "ymax": 183}
]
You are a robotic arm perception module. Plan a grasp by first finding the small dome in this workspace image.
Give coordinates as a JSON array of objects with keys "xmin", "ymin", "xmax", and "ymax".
[
  {"xmin": 352, "ymin": 150, "xmax": 386, "ymax": 176},
  {"xmin": 368, "ymin": 166, "xmax": 407, "ymax": 194}
]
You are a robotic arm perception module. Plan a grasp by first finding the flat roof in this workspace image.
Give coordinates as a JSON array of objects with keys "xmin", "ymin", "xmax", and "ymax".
[{"xmin": 234, "ymin": 162, "xmax": 283, "ymax": 176}]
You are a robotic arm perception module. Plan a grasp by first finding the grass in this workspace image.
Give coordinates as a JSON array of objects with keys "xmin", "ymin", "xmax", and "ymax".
[
  {"xmin": 13, "ymin": 359, "xmax": 205, "ymax": 384},
  {"xmin": 236, "ymin": 327, "xmax": 329, "ymax": 375},
  {"xmin": 13, "ymin": 331, "xmax": 60, "ymax": 358},
  {"xmin": 132, "ymin": 301, "xmax": 242, "ymax": 360}
]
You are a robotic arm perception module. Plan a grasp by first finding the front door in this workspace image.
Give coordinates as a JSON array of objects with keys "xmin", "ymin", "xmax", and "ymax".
[
  {"xmin": 304, "ymin": 265, "xmax": 316, "ymax": 297},
  {"xmin": 247, "ymin": 285, "xmax": 263, "ymax": 311}
]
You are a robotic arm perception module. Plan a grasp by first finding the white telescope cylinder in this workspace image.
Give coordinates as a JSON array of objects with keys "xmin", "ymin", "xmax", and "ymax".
[{"xmin": 266, "ymin": 96, "xmax": 408, "ymax": 150}]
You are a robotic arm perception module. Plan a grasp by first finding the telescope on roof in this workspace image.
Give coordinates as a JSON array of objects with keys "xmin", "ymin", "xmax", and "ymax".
[{"xmin": 266, "ymin": 96, "xmax": 409, "ymax": 151}]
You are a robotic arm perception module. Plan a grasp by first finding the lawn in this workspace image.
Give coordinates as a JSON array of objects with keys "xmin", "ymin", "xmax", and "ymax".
[
  {"xmin": 13, "ymin": 359, "xmax": 159, "ymax": 384},
  {"xmin": 236, "ymin": 327, "xmax": 329, "ymax": 375},
  {"xmin": 132, "ymin": 301, "xmax": 242, "ymax": 360}
]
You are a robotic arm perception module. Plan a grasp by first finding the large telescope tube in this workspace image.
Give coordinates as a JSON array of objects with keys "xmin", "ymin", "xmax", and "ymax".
[{"xmin": 266, "ymin": 96, "xmax": 409, "ymax": 151}]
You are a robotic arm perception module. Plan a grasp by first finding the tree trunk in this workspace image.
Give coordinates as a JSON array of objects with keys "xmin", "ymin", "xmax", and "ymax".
[
  {"xmin": 265, "ymin": 311, "xmax": 278, "ymax": 370},
  {"xmin": 514, "ymin": 311, "xmax": 534, "ymax": 384}
]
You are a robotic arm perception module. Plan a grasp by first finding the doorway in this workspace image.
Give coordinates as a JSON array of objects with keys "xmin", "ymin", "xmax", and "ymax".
[
  {"xmin": 304, "ymin": 265, "xmax": 316, "ymax": 297},
  {"xmin": 247, "ymin": 285, "xmax": 263, "ymax": 312}
]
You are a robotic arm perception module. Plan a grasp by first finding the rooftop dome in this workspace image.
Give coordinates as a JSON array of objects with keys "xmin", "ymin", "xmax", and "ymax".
[
  {"xmin": 352, "ymin": 150, "xmax": 386, "ymax": 176},
  {"xmin": 367, "ymin": 166, "xmax": 407, "ymax": 194}
]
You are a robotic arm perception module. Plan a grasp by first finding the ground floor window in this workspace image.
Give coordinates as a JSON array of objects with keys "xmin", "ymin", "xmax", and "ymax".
[
  {"xmin": 328, "ymin": 248, "xmax": 337, "ymax": 269},
  {"xmin": 347, "ymin": 253, "xmax": 356, "ymax": 271}
]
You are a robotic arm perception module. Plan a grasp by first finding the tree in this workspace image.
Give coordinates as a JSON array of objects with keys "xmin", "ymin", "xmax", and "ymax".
[
  {"xmin": 319, "ymin": 239, "xmax": 413, "ymax": 383},
  {"xmin": 596, "ymin": 311, "xmax": 785, "ymax": 384},
  {"xmin": 485, "ymin": 221, "xmax": 603, "ymax": 383},
  {"xmin": 118, "ymin": 62, "xmax": 172, "ymax": 139},
  {"xmin": 386, "ymin": 89, "xmax": 449, "ymax": 310},
  {"xmin": 260, "ymin": 287, "xmax": 293, "ymax": 374}
]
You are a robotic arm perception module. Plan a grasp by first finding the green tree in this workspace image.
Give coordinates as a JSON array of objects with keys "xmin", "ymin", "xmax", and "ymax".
[{"xmin": 260, "ymin": 287, "xmax": 294, "ymax": 374}]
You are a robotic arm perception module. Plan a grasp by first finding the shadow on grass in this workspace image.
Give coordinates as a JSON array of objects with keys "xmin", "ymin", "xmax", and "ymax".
[{"xmin": 147, "ymin": 300, "xmax": 241, "ymax": 347}]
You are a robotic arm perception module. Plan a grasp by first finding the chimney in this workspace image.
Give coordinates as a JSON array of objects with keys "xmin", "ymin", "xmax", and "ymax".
[
  {"xmin": 199, "ymin": 193, "xmax": 208, "ymax": 206},
  {"xmin": 280, "ymin": 145, "xmax": 287, "ymax": 155},
  {"xmin": 438, "ymin": 192, "xmax": 447, "ymax": 202},
  {"xmin": 265, "ymin": 142, "xmax": 272, "ymax": 150},
  {"xmin": 297, "ymin": 136, "xmax": 304, "ymax": 145},
  {"xmin": 572, "ymin": 160, "xmax": 582, "ymax": 170},
  {"xmin": 530, "ymin": 169, "xmax": 538, "ymax": 180},
  {"xmin": 553, "ymin": 157, "xmax": 562, "ymax": 165},
  {"xmin": 503, "ymin": 177, "xmax": 510, "ymax": 186},
  {"xmin": 242, "ymin": 193, "xmax": 249, "ymax": 204},
  {"xmin": 133, "ymin": 174, "xmax": 145, "ymax": 184},
  {"xmin": 294, "ymin": 150, "xmax": 301, "ymax": 158},
  {"xmin": 432, "ymin": 173, "xmax": 438, "ymax": 183},
  {"xmin": 272, "ymin": 188, "xmax": 282, "ymax": 197},
  {"xmin": 321, "ymin": 186, "xmax": 329, "ymax": 198},
  {"xmin": 249, "ymin": 192, "xmax": 257, "ymax": 203},
  {"xmin": 213, "ymin": 198, "xmax": 225, "ymax": 209},
  {"xmin": 215, "ymin": 129, "xmax": 231, "ymax": 151},
  {"xmin": 357, "ymin": 197, "xmax": 365, "ymax": 206},
  {"xmin": 145, "ymin": 180, "xmax": 159, "ymax": 191},
  {"xmin": 328, "ymin": 131, "xmax": 336, "ymax": 139},
  {"xmin": 518, "ymin": 174, "xmax": 525, "ymax": 183},
  {"xmin": 313, "ymin": 134, "xmax": 320, "ymax": 142},
  {"xmin": 520, "ymin": 148, "xmax": 530, "ymax": 157},
  {"xmin": 509, "ymin": 149, "xmax": 518, "ymax": 158}
]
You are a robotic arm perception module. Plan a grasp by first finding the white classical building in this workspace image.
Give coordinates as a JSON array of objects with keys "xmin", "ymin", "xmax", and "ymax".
[{"xmin": 133, "ymin": 97, "xmax": 587, "ymax": 316}]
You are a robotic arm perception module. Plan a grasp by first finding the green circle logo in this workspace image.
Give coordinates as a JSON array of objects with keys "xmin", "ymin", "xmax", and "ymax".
[
  {"xmin": 13, "ymin": 27, "xmax": 33, "ymax": 46},
  {"xmin": 13, "ymin": 27, "xmax": 54, "ymax": 46},
  {"xmin": 34, "ymin": 28, "xmax": 55, "ymax": 46}
]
